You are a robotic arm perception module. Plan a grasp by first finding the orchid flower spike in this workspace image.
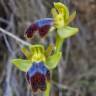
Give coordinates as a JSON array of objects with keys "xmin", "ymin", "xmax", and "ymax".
[{"xmin": 11, "ymin": 2, "xmax": 79, "ymax": 96}]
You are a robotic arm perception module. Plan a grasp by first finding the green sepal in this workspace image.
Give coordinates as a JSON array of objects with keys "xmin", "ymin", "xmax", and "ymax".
[
  {"xmin": 11, "ymin": 59, "xmax": 32, "ymax": 72},
  {"xmin": 46, "ymin": 52, "xmax": 62, "ymax": 70},
  {"xmin": 51, "ymin": 8, "xmax": 58, "ymax": 19},
  {"xmin": 57, "ymin": 26, "xmax": 79, "ymax": 39},
  {"xmin": 54, "ymin": 2, "xmax": 69, "ymax": 21}
]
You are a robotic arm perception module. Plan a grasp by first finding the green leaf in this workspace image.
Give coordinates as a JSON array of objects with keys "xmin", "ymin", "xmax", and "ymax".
[
  {"xmin": 57, "ymin": 26, "xmax": 79, "ymax": 39},
  {"xmin": 11, "ymin": 59, "xmax": 32, "ymax": 72},
  {"xmin": 46, "ymin": 52, "xmax": 62, "ymax": 69}
]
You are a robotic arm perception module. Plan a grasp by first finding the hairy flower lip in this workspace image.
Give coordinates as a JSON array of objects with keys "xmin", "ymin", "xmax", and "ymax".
[
  {"xmin": 25, "ymin": 18, "xmax": 53, "ymax": 39},
  {"xmin": 26, "ymin": 61, "xmax": 50, "ymax": 93}
]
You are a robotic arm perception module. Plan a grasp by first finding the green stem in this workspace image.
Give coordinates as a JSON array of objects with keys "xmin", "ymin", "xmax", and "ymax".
[
  {"xmin": 55, "ymin": 34, "xmax": 64, "ymax": 52},
  {"xmin": 45, "ymin": 82, "xmax": 51, "ymax": 96}
]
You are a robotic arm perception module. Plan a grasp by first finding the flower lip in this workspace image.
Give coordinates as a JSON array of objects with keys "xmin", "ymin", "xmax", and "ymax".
[
  {"xmin": 27, "ymin": 62, "xmax": 49, "ymax": 77},
  {"xmin": 26, "ymin": 61, "xmax": 50, "ymax": 92},
  {"xmin": 25, "ymin": 18, "xmax": 53, "ymax": 38},
  {"xmin": 25, "ymin": 23, "xmax": 38, "ymax": 38}
]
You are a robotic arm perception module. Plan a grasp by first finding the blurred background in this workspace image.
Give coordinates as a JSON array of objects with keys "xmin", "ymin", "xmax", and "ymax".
[{"xmin": 0, "ymin": 0, "xmax": 96, "ymax": 96}]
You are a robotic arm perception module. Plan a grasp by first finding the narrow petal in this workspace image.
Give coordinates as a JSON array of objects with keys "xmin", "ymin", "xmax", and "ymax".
[
  {"xmin": 46, "ymin": 52, "xmax": 62, "ymax": 69},
  {"xmin": 67, "ymin": 11, "xmax": 76, "ymax": 25},
  {"xmin": 45, "ymin": 44, "xmax": 53, "ymax": 57},
  {"xmin": 11, "ymin": 59, "xmax": 32, "ymax": 72},
  {"xmin": 21, "ymin": 47, "xmax": 32, "ymax": 59},
  {"xmin": 57, "ymin": 26, "xmax": 79, "ymax": 39}
]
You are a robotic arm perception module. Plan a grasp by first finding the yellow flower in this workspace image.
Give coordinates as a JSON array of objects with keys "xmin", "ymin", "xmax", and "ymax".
[
  {"xmin": 11, "ymin": 44, "xmax": 61, "ymax": 95},
  {"xmin": 51, "ymin": 2, "xmax": 79, "ymax": 39}
]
